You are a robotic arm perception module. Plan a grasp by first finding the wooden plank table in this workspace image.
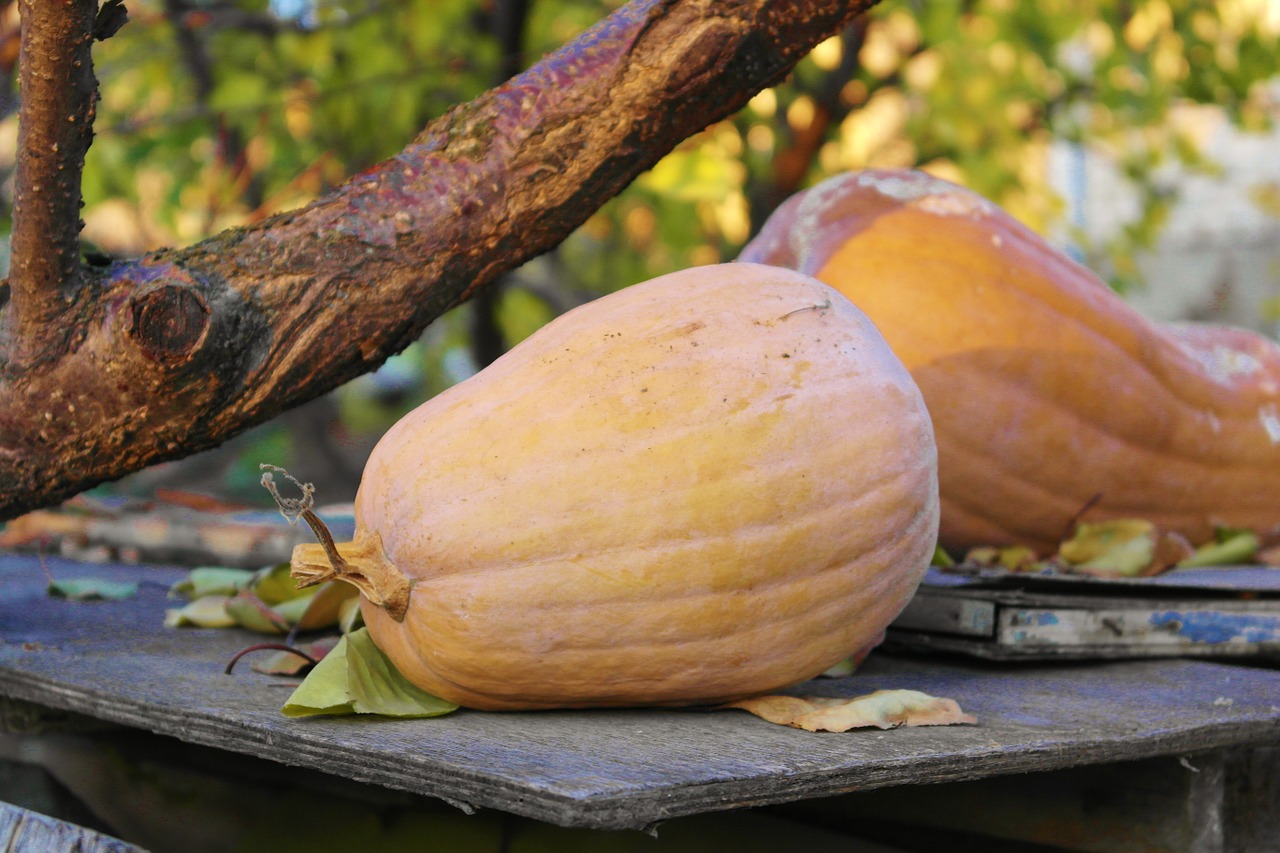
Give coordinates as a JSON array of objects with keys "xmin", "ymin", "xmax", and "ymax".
[{"xmin": 2, "ymin": 553, "xmax": 1280, "ymax": 834}]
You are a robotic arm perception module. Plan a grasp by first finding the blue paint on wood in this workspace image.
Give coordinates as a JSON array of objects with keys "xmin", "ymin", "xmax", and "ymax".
[
  {"xmin": 1149, "ymin": 611, "xmax": 1280, "ymax": 645},
  {"xmin": 921, "ymin": 565, "xmax": 1280, "ymax": 592},
  {"xmin": 1009, "ymin": 611, "xmax": 1060, "ymax": 627}
]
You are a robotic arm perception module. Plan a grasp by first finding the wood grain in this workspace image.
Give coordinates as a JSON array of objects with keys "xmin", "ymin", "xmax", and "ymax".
[
  {"xmin": 0, "ymin": 801, "xmax": 145, "ymax": 853},
  {"xmin": 2, "ymin": 554, "xmax": 1280, "ymax": 830}
]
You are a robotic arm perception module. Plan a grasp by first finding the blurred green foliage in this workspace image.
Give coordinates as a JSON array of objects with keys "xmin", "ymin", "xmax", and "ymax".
[{"xmin": 2, "ymin": 0, "xmax": 1277, "ymax": 500}]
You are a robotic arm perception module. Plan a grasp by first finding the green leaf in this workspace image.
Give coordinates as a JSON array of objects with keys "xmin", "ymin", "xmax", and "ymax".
[
  {"xmin": 281, "ymin": 628, "xmax": 458, "ymax": 719},
  {"xmin": 963, "ymin": 545, "xmax": 1042, "ymax": 573},
  {"xmin": 169, "ymin": 567, "xmax": 255, "ymax": 600},
  {"xmin": 282, "ymin": 636, "xmax": 358, "ymax": 718},
  {"xmin": 225, "ymin": 592, "xmax": 290, "ymax": 634},
  {"xmin": 1177, "ymin": 529, "xmax": 1259, "ymax": 569},
  {"xmin": 344, "ymin": 629, "xmax": 458, "ymax": 717},
  {"xmin": 251, "ymin": 562, "xmax": 310, "ymax": 605},
  {"xmin": 1058, "ymin": 520, "xmax": 1156, "ymax": 577},
  {"xmin": 819, "ymin": 657, "xmax": 858, "ymax": 678},
  {"xmin": 165, "ymin": 595, "xmax": 237, "ymax": 629},
  {"xmin": 48, "ymin": 578, "xmax": 138, "ymax": 601},
  {"xmin": 338, "ymin": 595, "xmax": 364, "ymax": 634},
  {"xmin": 270, "ymin": 591, "xmax": 322, "ymax": 625},
  {"xmin": 930, "ymin": 545, "xmax": 955, "ymax": 568},
  {"xmin": 638, "ymin": 147, "xmax": 742, "ymax": 202}
]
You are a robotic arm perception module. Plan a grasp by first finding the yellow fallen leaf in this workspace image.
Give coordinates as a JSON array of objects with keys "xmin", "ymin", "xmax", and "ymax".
[
  {"xmin": 724, "ymin": 689, "xmax": 977, "ymax": 732},
  {"xmin": 964, "ymin": 544, "xmax": 1040, "ymax": 572},
  {"xmin": 1057, "ymin": 519, "xmax": 1156, "ymax": 577},
  {"xmin": 165, "ymin": 595, "xmax": 237, "ymax": 629}
]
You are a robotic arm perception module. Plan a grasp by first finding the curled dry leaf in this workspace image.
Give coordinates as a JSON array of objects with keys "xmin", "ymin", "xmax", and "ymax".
[
  {"xmin": 293, "ymin": 580, "xmax": 360, "ymax": 632},
  {"xmin": 724, "ymin": 688, "xmax": 977, "ymax": 732},
  {"xmin": 249, "ymin": 638, "xmax": 341, "ymax": 676}
]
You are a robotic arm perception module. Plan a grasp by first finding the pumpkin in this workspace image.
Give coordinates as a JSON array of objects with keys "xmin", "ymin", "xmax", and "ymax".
[
  {"xmin": 290, "ymin": 263, "xmax": 939, "ymax": 710},
  {"xmin": 740, "ymin": 169, "xmax": 1280, "ymax": 554}
]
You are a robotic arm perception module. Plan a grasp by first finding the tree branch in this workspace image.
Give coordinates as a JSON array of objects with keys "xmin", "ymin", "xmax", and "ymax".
[
  {"xmin": 470, "ymin": 0, "xmax": 533, "ymax": 369},
  {"xmin": 0, "ymin": 0, "xmax": 880, "ymax": 521},
  {"xmin": 6, "ymin": 0, "xmax": 98, "ymax": 362},
  {"xmin": 750, "ymin": 17, "xmax": 867, "ymax": 232}
]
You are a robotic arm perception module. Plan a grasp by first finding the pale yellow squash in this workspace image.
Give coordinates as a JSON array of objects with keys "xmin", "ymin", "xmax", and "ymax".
[
  {"xmin": 741, "ymin": 169, "xmax": 1280, "ymax": 554},
  {"xmin": 292, "ymin": 263, "xmax": 938, "ymax": 710}
]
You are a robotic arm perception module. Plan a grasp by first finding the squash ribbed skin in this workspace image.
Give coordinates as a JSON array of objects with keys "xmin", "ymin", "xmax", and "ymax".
[
  {"xmin": 340, "ymin": 263, "xmax": 937, "ymax": 710},
  {"xmin": 740, "ymin": 169, "xmax": 1280, "ymax": 554}
]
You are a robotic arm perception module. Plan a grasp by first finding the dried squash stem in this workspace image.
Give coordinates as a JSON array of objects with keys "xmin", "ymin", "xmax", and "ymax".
[{"xmin": 261, "ymin": 465, "xmax": 411, "ymax": 622}]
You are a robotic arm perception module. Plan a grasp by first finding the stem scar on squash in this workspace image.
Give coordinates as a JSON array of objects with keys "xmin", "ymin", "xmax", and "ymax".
[{"xmin": 778, "ymin": 298, "xmax": 831, "ymax": 320}]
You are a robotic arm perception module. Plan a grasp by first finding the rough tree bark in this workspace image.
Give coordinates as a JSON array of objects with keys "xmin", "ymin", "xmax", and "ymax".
[
  {"xmin": 469, "ymin": 0, "xmax": 534, "ymax": 369},
  {"xmin": 7, "ymin": 0, "xmax": 98, "ymax": 363},
  {"xmin": 0, "ymin": 0, "xmax": 880, "ymax": 521}
]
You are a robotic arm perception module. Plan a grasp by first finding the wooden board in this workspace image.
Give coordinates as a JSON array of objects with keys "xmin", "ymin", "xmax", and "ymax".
[
  {"xmin": 0, "ymin": 801, "xmax": 145, "ymax": 853},
  {"xmin": 3, "ymin": 554, "xmax": 1280, "ymax": 830},
  {"xmin": 889, "ymin": 584, "xmax": 1280, "ymax": 660}
]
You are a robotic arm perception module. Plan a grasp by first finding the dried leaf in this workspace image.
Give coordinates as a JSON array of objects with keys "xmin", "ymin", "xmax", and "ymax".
[
  {"xmin": 963, "ymin": 545, "xmax": 1041, "ymax": 572},
  {"xmin": 165, "ymin": 595, "xmax": 237, "ymax": 629},
  {"xmin": 1151, "ymin": 530, "xmax": 1195, "ymax": 573},
  {"xmin": 47, "ymin": 578, "xmax": 138, "ymax": 601},
  {"xmin": 725, "ymin": 689, "xmax": 976, "ymax": 732},
  {"xmin": 282, "ymin": 628, "xmax": 458, "ymax": 718},
  {"xmin": 152, "ymin": 488, "xmax": 248, "ymax": 513},
  {"xmin": 294, "ymin": 581, "xmax": 360, "ymax": 632},
  {"xmin": 250, "ymin": 638, "xmax": 339, "ymax": 676},
  {"xmin": 0, "ymin": 509, "xmax": 95, "ymax": 547},
  {"xmin": 996, "ymin": 545, "xmax": 1039, "ymax": 572},
  {"xmin": 1058, "ymin": 519, "xmax": 1156, "ymax": 577},
  {"xmin": 1258, "ymin": 544, "xmax": 1280, "ymax": 567}
]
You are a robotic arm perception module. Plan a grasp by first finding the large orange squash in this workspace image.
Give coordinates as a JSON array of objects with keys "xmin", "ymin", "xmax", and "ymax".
[
  {"xmin": 291, "ymin": 263, "xmax": 938, "ymax": 710},
  {"xmin": 741, "ymin": 169, "xmax": 1280, "ymax": 554}
]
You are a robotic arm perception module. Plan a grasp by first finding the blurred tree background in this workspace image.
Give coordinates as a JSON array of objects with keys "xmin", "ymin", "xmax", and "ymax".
[{"xmin": 0, "ymin": 0, "xmax": 1277, "ymax": 504}]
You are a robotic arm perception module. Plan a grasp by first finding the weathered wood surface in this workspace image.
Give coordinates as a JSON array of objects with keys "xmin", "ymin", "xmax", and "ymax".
[
  {"xmin": 889, "ymin": 584, "xmax": 1280, "ymax": 661},
  {"xmin": 784, "ymin": 748, "xmax": 1280, "ymax": 853},
  {"xmin": 2, "ymin": 554, "xmax": 1280, "ymax": 831},
  {"xmin": 0, "ymin": 800, "xmax": 145, "ymax": 853}
]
